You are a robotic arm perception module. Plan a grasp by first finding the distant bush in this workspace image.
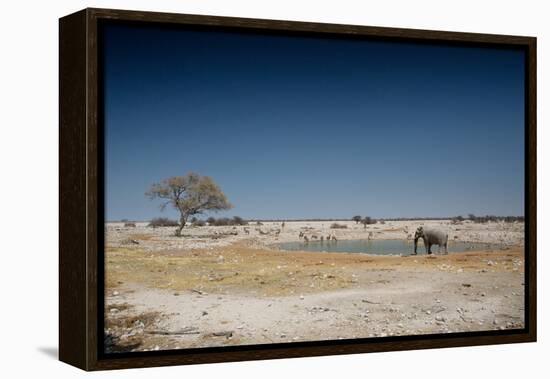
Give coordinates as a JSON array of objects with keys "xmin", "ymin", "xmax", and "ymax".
[
  {"xmin": 352, "ymin": 215, "xmax": 362, "ymax": 224},
  {"xmin": 379, "ymin": 220, "xmax": 386, "ymax": 224},
  {"xmin": 207, "ymin": 217, "xmax": 247, "ymax": 226},
  {"xmin": 192, "ymin": 219, "xmax": 206, "ymax": 227},
  {"xmin": 148, "ymin": 218, "xmax": 179, "ymax": 228},
  {"xmin": 213, "ymin": 217, "xmax": 231, "ymax": 226},
  {"xmin": 330, "ymin": 223, "xmax": 348, "ymax": 229},
  {"xmin": 232, "ymin": 216, "xmax": 247, "ymax": 225},
  {"xmin": 361, "ymin": 217, "xmax": 376, "ymax": 226},
  {"xmin": 124, "ymin": 222, "xmax": 136, "ymax": 228},
  {"xmin": 451, "ymin": 215, "xmax": 465, "ymax": 224},
  {"xmin": 505, "ymin": 216, "xmax": 524, "ymax": 223}
]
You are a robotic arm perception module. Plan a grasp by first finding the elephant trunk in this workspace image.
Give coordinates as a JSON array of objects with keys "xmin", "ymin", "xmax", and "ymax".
[{"xmin": 413, "ymin": 237, "xmax": 418, "ymax": 254}]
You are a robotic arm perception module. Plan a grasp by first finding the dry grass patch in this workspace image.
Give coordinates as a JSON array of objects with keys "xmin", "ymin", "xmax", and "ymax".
[{"xmin": 105, "ymin": 244, "xmax": 523, "ymax": 297}]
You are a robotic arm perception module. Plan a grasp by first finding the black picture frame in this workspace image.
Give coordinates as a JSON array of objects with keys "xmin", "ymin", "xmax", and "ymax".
[{"xmin": 59, "ymin": 8, "xmax": 537, "ymax": 371}]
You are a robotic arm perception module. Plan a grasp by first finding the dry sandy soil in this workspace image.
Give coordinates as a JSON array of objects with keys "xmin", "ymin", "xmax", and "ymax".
[{"xmin": 104, "ymin": 220, "xmax": 524, "ymax": 353}]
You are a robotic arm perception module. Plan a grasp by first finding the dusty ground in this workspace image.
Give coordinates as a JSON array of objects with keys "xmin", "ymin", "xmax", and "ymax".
[{"xmin": 104, "ymin": 220, "xmax": 525, "ymax": 353}]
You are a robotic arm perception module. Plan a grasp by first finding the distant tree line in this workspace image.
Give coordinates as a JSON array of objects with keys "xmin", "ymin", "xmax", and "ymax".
[{"xmin": 452, "ymin": 214, "xmax": 525, "ymax": 224}]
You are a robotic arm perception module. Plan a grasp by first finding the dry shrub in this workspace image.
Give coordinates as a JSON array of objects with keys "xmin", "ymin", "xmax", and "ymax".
[
  {"xmin": 148, "ymin": 217, "xmax": 179, "ymax": 228},
  {"xmin": 330, "ymin": 223, "xmax": 347, "ymax": 229}
]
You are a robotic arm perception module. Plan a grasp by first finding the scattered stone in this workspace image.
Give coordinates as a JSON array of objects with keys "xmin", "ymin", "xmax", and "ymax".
[
  {"xmin": 362, "ymin": 299, "xmax": 381, "ymax": 304},
  {"xmin": 211, "ymin": 331, "xmax": 233, "ymax": 338},
  {"xmin": 112, "ymin": 291, "xmax": 119, "ymax": 296},
  {"xmin": 147, "ymin": 327, "xmax": 199, "ymax": 335}
]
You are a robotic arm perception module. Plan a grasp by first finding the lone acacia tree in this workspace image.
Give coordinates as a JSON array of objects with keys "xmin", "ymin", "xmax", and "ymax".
[
  {"xmin": 146, "ymin": 172, "xmax": 232, "ymax": 236},
  {"xmin": 352, "ymin": 215, "xmax": 362, "ymax": 224}
]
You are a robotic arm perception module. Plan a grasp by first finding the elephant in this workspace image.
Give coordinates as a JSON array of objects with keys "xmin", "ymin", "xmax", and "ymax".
[{"xmin": 413, "ymin": 226, "xmax": 448, "ymax": 255}]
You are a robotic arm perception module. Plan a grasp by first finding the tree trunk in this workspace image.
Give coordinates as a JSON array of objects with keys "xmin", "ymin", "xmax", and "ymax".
[{"xmin": 175, "ymin": 215, "xmax": 187, "ymax": 236}]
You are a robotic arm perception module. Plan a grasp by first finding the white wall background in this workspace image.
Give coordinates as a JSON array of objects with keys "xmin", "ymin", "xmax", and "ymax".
[{"xmin": 0, "ymin": 0, "xmax": 547, "ymax": 377}]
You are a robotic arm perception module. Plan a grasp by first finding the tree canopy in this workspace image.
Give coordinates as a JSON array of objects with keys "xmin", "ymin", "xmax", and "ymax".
[{"xmin": 146, "ymin": 172, "xmax": 232, "ymax": 236}]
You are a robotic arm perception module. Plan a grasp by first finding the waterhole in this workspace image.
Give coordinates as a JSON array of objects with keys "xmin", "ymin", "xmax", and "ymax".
[{"xmin": 278, "ymin": 239, "xmax": 501, "ymax": 255}]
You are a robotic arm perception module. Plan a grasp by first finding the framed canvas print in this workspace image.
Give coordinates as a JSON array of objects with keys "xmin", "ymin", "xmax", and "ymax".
[{"xmin": 59, "ymin": 8, "xmax": 536, "ymax": 371}]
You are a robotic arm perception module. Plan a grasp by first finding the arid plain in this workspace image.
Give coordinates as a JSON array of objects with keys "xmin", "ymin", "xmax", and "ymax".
[{"xmin": 104, "ymin": 219, "xmax": 524, "ymax": 352}]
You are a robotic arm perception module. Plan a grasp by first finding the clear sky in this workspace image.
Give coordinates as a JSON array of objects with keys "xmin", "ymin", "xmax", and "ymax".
[{"xmin": 102, "ymin": 23, "xmax": 525, "ymax": 221}]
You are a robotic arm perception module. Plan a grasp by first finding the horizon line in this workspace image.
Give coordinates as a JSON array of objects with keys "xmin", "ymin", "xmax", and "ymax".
[{"xmin": 106, "ymin": 215, "xmax": 525, "ymax": 223}]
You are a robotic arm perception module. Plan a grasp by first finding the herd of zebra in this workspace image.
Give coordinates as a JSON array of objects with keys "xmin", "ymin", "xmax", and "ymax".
[{"xmin": 299, "ymin": 231, "xmax": 338, "ymax": 243}]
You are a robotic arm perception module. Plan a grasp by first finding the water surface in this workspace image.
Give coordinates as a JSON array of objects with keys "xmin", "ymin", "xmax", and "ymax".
[{"xmin": 278, "ymin": 239, "xmax": 501, "ymax": 255}]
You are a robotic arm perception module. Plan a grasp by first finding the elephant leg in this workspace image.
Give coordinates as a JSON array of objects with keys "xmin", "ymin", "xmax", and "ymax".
[
  {"xmin": 427, "ymin": 243, "xmax": 432, "ymax": 255},
  {"xmin": 445, "ymin": 242, "xmax": 448, "ymax": 255}
]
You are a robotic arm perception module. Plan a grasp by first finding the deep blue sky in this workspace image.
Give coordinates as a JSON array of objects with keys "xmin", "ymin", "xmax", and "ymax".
[{"xmin": 103, "ymin": 24, "xmax": 525, "ymax": 221}]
